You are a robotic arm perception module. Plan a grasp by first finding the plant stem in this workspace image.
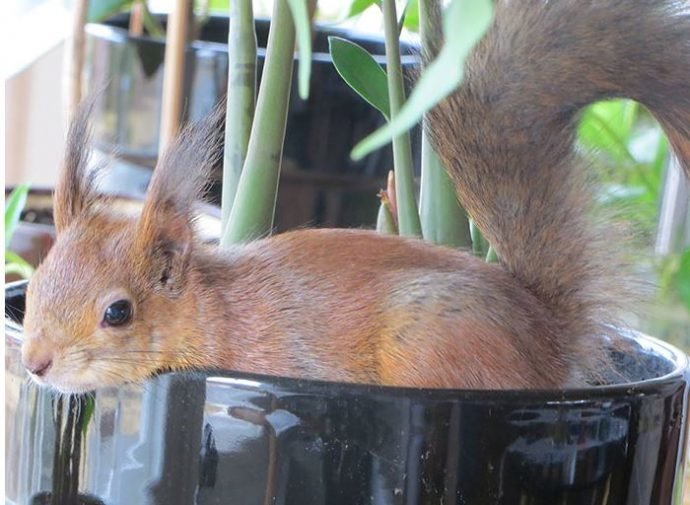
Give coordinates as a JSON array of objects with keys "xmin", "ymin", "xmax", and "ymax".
[
  {"xmin": 159, "ymin": 0, "xmax": 192, "ymax": 152},
  {"xmin": 65, "ymin": 0, "xmax": 88, "ymax": 121},
  {"xmin": 220, "ymin": 0, "xmax": 257, "ymax": 236},
  {"xmin": 141, "ymin": 1, "xmax": 165, "ymax": 38},
  {"xmin": 129, "ymin": 2, "xmax": 144, "ymax": 36},
  {"xmin": 418, "ymin": 0, "xmax": 471, "ymax": 248},
  {"xmin": 223, "ymin": 0, "xmax": 296, "ymax": 244},
  {"xmin": 376, "ymin": 171, "xmax": 398, "ymax": 235},
  {"xmin": 381, "ymin": 0, "xmax": 421, "ymax": 237}
]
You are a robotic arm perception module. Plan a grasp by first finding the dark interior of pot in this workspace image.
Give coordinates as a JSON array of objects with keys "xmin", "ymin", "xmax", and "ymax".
[{"xmin": 5, "ymin": 281, "xmax": 690, "ymax": 505}]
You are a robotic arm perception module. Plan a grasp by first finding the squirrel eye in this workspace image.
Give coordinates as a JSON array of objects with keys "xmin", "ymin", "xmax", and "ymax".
[{"xmin": 103, "ymin": 300, "xmax": 133, "ymax": 327}]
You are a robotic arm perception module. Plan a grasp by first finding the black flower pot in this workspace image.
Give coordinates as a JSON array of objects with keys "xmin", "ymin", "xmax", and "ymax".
[
  {"xmin": 6, "ymin": 280, "xmax": 689, "ymax": 504},
  {"xmin": 83, "ymin": 15, "xmax": 420, "ymax": 231}
]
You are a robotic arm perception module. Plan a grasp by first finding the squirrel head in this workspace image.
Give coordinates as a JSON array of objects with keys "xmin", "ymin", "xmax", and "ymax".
[{"xmin": 21, "ymin": 101, "xmax": 222, "ymax": 393}]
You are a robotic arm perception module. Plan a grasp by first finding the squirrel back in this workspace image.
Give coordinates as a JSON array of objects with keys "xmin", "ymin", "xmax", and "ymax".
[
  {"xmin": 20, "ymin": 0, "xmax": 690, "ymax": 393},
  {"xmin": 428, "ymin": 0, "xmax": 690, "ymax": 381}
]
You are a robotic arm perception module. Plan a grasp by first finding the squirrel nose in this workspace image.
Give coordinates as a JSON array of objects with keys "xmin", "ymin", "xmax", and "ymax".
[{"xmin": 22, "ymin": 349, "xmax": 54, "ymax": 377}]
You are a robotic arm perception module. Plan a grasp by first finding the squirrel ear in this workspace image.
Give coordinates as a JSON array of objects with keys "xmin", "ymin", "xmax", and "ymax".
[
  {"xmin": 134, "ymin": 106, "xmax": 223, "ymax": 294},
  {"xmin": 137, "ymin": 212, "xmax": 194, "ymax": 296},
  {"xmin": 54, "ymin": 99, "xmax": 99, "ymax": 234}
]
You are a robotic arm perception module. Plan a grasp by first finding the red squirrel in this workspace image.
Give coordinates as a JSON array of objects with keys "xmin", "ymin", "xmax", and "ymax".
[{"xmin": 21, "ymin": 0, "xmax": 690, "ymax": 394}]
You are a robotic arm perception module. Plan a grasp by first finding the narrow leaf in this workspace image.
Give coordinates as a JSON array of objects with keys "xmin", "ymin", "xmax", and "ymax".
[
  {"xmin": 376, "ymin": 196, "xmax": 398, "ymax": 235},
  {"xmin": 208, "ymin": 0, "xmax": 230, "ymax": 11},
  {"xmin": 286, "ymin": 0, "xmax": 312, "ymax": 100},
  {"xmin": 5, "ymin": 184, "xmax": 30, "ymax": 249},
  {"xmin": 651, "ymin": 134, "xmax": 669, "ymax": 177},
  {"xmin": 676, "ymin": 249, "xmax": 690, "ymax": 311},
  {"xmin": 87, "ymin": 0, "xmax": 135, "ymax": 23},
  {"xmin": 329, "ymin": 37, "xmax": 390, "ymax": 119},
  {"xmin": 140, "ymin": 1, "xmax": 165, "ymax": 38},
  {"xmin": 470, "ymin": 220, "xmax": 489, "ymax": 257},
  {"xmin": 5, "ymin": 251, "xmax": 35, "ymax": 279},
  {"xmin": 343, "ymin": 0, "xmax": 380, "ymax": 19},
  {"xmin": 578, "ymin": 99, "xmax": 639, "ymax": 160},
  {"xmin": 352, "ymin": 0, "xmax": 493, "ymax": 160},
  {"xmin": 402, "ymin": 0, "xmax": 420, "ymax": 31}
]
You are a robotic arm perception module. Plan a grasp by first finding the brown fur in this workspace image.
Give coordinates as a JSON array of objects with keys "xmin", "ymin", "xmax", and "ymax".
[{"xmin": 22, "ymin": 0, "xmax": 690, "ymax": 393}]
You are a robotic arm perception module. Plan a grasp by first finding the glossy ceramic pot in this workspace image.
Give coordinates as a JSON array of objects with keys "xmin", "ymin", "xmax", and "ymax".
[
  {"xmin": 83, "ymin": 15, "xmax": 420, "ymax": 231},
  {"xmin": 5, "ymin": 281, "xmax": 689, "ymax": 504}
]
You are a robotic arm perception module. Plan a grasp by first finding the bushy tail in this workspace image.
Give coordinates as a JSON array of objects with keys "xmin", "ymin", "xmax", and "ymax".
[{"xmin": 427, "ymin": 0, "xmax": 690, "ymax": 361}]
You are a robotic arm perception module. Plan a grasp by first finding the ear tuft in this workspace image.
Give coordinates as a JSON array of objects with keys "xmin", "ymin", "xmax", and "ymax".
[
  {"xmin": 134, "ymin": 103, "xmax": 225, "ymax": 293},
  {"xmin": 54, "ymin": 97, "xmax": 100, "ymax": 233},
  {"xmin": 141, "ymin": 103, "xmax": 225, "ymax": 227}
]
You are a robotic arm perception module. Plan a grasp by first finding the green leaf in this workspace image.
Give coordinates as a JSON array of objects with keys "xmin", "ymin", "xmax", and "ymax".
[
  {"xmin": 676, "ymin": 249, "xmax": 690, "ymax": 311},
  {"xmin": 352, "ymin": 0, "xmax": 493, "ymax": 160},
  {"xmin": 5, "ymin": 251, "xmax": 34, "ymax": 279},
  {"xmin": 5, "ymin": 184, "xmax": 30, "ymax": 249},
  {"xmin": 595, "ymin": 183, "xmax": 647, "ymax": 206},
  {"xmin": 419, "ymin": 136, "xmax": 471, "ymax": 247},
  {"xmin": 286, "ymin": 0, "xmax": 312, "ymax": 100},
  {"xmin": 79, "ymin": 395, "xmax": 96, "ymax": 433},
  {"xmin": 207, "ymin": 0, "xmax": 230, "ymax": 12},
  {"xmin": 650, "ymin": 133, "xmax": 669, "ymax": 181},
  {"xmin": 579, "ymin": 100, "xmax": 639, "ymax": 164},
  {"xmin": 579, "ymin": 100, "xmax": 639, "ymax": 161},
  {"xmin": 402, "ymin": 0, "xmax": 419, "ymax": 31},
  {"xmin": 329, "ymin": 37, "xmax": 390, "ymax": 119},
  {"xmin": 141, "ymin": 2, "xmax": 165, "ymax": 38},
  {"xmin": 485, "ymin": 246, "xmax": 498, "ymax": 263},
  {"xmin": 342, "ymin": 0, "xmax": 380, "ymax": 19},
  {"xmin": 470, "ymin": 220, "xmax": 489, "ymax": 257},
  {"xmin": 376, "ymin": 200, "xmax": 398, "ymax": 235},
  {"xmin": 87, "ymin": 0, "xmax": 135, "ymax": 23}
]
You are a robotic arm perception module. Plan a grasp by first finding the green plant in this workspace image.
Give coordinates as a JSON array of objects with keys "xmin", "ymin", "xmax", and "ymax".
[
  {"xmin": 577, "ymin": 98, "xmax": 690, "ymax": 315},
  {"xmin": 658, "ymin": 249, "xmax": 690, "ymax": 313},
  {"xmin": 329, "ymin": 0, "xmax": 492, "ymax": 251},
  {"xmin": 146, "ymin": 1, "xmax": 685, "ymax": 315},
  {"xmin": 578, "ymin": 99, "xmax": 668, "ymax": 239},
  {"xmin": 5, "ymin": 184, "xmax": 34, "ymax": 279},
  {"xmin": 220, "ymin": 0, "xmax": 314, "ymax": 244},
  {"xmin": 87, "ymin": 0, "xmax": 163, "ymax": 36},
  {"xmin": 218, "ymin": 0, "xmax": 492, "ymax": 248}
]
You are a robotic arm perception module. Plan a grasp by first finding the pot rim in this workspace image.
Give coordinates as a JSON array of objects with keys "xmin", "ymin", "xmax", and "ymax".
[
  {"xmin": 4, "ymin": 186, "xmax": 222, "ymax": 220},
  {"xmin": 84, "ymin": 15, "xmax": 419, "ymax": 66},
  {"xmin": 5, "ymin": 279, "xmax": 688, "ymax": 402}
]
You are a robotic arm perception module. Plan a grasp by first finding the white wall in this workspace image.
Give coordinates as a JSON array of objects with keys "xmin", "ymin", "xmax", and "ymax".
[{"xmin": 5, "ymin": 41, "xmax": 66, "ymax": 188}]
